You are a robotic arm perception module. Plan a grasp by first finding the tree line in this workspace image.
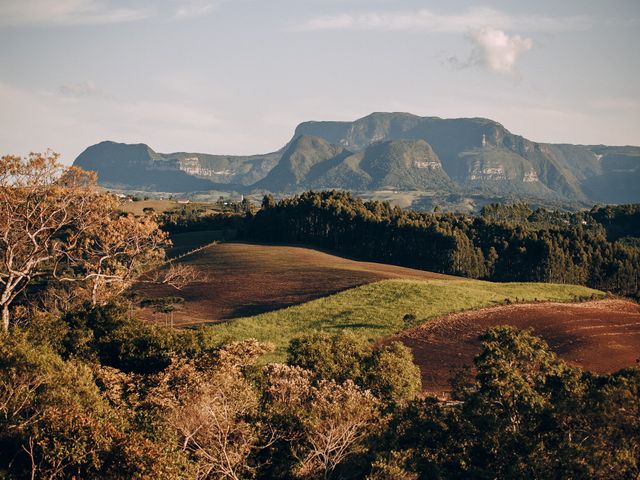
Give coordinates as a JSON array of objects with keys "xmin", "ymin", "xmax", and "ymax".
[{"xmin": 243, "ymin": 191, "xmax": 640, "ymax": 298}]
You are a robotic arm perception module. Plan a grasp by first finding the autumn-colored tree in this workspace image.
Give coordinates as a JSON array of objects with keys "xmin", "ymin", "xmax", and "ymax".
[
  {"xmin": 56, "ymin": 200, "xmax": 168, "ymax": 306},
  {"xmin": 148, "ymin": 340, "xmax": 274, "ymax": 480},
  {"xmin": 0, "ymin": 152, "xmax": 95, "ymax": 331},
  {"xmin": 0, "ymin": 151, "xmax": 168, "ymax": 331}
]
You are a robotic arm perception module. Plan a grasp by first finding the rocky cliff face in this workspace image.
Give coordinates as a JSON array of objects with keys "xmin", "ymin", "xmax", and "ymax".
[
  {"xmin": 73, "ymin": 113, "xmax": 640, "ymax": 204},
  {"xmin": 293, "ymin": 112, "xmax": 638, "ymax": 203}
]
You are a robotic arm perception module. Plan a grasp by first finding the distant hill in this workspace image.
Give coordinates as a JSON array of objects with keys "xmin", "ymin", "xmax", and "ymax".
[
  {"xmin": 74, "ymin": 141, "xmax": 280, "ymax": 192},
  {"xmin": 73, "ymin": 113, "xmax": 640, "ymax": 205}
]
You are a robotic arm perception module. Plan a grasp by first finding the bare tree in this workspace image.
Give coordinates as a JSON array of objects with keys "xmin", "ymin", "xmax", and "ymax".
[
  {"xmin": 0, "ymin": 151, "xmax": 169, "ymax": 331},
  {"xmin": 173, "ymin": 366, "xmax": 261, "ymax": 480},
  {"xmin": 149, "ymin": 341, "xmax": 275, "ymax": 480},
  {"xmin": 142, "ymin": 263, "xmax": 208, "ymax": 291},
  {"xmin": 0, "ymin": 152, "xmax": 95, "ymax": 331},
  {"xmin": 264, "ymin": 364, "xmax": 380, "ymax": 479},
  {"xmin": 299, "ymin": 380, "xmax": 379, "ymax": 478}
]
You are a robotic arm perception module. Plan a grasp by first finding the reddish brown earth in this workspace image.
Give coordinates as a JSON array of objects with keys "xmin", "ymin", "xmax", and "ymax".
[
  {"xmin": 133, "ymin": 242, "xmax": 454, "ymax": 326},
  {"xmin": 396, "ymin": 299, "xmax": 640, "ymax": 395}
]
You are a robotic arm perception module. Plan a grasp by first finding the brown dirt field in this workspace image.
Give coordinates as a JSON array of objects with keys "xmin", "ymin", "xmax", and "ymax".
[
  {"xmin": 396, "ymin": 299, "xmax": 640, "ymax": 395},
  {"xmin": 133, "ymin": 242, "xmax": 455, "ymax": 326}
]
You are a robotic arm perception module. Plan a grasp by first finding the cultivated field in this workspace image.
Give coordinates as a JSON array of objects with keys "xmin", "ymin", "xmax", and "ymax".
[
  {"xmin": 132, "ymin": 241, "xmax": 636, "ymax": 381},
  {"xmin": 133, "ymin": 241, "xmax": 605, "ymax": 365},
  {"xmin": 134, "ymin": 242, "xmax": 455, "ymax": 324},
  {"xmin": 398, "ymin": 299, "xmax": 640, "ymax": 394},
  {"xmin": 200, "ymin": 278, "xmax": 602, "ymax": 363}
]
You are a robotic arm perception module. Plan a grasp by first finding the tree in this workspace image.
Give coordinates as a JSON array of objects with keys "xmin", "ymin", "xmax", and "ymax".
[
  {"xmin": 55, "ymin": 198, "xmax": 168, "ymax": 306},
  {"xmin": 368, "ymin": 342, "xmax": 422, "ymax": 405},
  {"xmin": 142, "ymin": 262, "xmax": 208, "ymax": 291},
  {"xmin": 0, "ymin": 151, "xmax": 169, "ymax": 331},
  {"xmin": 152, "ymin": 340, "xmax": 274, "ymax": 480},
  {"xmin": 0, "ymin": 152, "xmax": 96, "ymax": 331},
  {"xmin": 141, "ymin": 296, "xmax": 185, "ymax": 326},
  {"xmin": 264, "ymin": 364, "xmax": 379, "ymax": 479},
  {"xmin": 287, "ymin": 332, "xmax": 422, "ymax": 405}
]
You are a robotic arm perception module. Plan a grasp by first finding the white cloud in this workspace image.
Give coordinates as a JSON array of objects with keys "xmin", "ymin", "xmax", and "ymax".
[
  {"xmin": 465, "ymin": 27, "xmax": 533, "ymax": 76},
  {"xmin": 174, "ymin": 0, "xmax": 217, "ymax": 19},
  {"xmin": 0, "ymin": 0, "xmax": 150, "ymax": 27},
  {"xmin": 296, "ymin": 7, "xmax": 591, "ymax": 33},
  {"xmin": 59, "ymin": 81, "xmax": 110, "ymax": 98}
]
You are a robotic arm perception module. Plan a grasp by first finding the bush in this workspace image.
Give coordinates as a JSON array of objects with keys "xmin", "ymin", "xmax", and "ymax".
[{"xmin": 287, "ymin": 332, "xmax": 422, "ymax": 405}]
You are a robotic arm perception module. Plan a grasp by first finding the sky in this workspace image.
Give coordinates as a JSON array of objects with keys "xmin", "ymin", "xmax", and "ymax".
[{"xmin": 0, "ymin": 0, "xmax": 639, "ymax": 162}]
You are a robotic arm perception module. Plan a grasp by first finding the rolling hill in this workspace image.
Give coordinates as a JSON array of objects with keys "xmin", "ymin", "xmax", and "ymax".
[
  {"xmin": 74, "ymin": 113, "xmax": 640, "ymax": 205},
  {"xmin": 128, "ymin": 241, "xmax": 636, "ymax": 385},
  {"xmin": 132, "ymin": 242, "xmax": 454, "ymax": 324},
  {"xmin": 398, "ymin": 298, "xmax": 640, "ymax": 394}
]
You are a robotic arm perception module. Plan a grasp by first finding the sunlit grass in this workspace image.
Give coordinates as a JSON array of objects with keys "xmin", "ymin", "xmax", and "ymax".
[{"xmin": 201, "ymin": 279, "xmax": 603, "ymax": 363}]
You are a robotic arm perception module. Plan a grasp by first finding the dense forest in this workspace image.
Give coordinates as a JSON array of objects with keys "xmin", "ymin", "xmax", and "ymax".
[
  {"xmin": 5, "ymin": 303, "xmax": 640, "ymax": 480},
  {"xmin": 240, "ymin": 192, "xmax": 640, "ymax": 298},
  {"xmin": 3, "ymin": 304, "xmax": 639, "ymax": 479}
]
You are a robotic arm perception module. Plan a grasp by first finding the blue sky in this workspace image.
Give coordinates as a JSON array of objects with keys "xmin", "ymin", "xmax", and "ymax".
[{"xmin": 0, "ymin": 0, "xmax": 638, "ymax": 162}]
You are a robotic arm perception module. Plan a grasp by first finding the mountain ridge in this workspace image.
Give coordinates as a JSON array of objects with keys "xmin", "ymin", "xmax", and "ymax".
[{"xmin": 73, "ymin": 113, "xmax": 640, "ymax": 206}]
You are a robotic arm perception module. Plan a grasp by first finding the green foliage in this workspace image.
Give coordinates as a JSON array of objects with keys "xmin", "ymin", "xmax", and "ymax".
[
  {"xmin": 368, "ymin": 342, "xmax": 422, "ymax": 404},
  {"xmin": 588, "ymin": 203, "xmax": 640, "ymax": 241},
  {"xmin": 288, "ymin": 332, "xmax": 370, "ymax": 385},
  {"xmin": 288, "ymin": 332, "xmax": 422, "ymax": 405},
  {"xmin": 3, "ymin": 304, "xmax": 639, "ymax": 478},
  {"xmin": 0, "ymin": 332, "xmax": 190, "ymax": 479},
  {"xmin": 47, "ymin": 302, "xmax": 220, "ymax": 373},
  {"xmin": 376, "ymin": 327, "xmax": 640, "ymax": 479}
]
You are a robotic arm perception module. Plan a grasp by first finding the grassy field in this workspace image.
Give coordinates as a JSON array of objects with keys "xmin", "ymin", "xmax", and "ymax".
[{"xmin": 200, "ymin": 278, "xmax": 603, "ymax": 363}]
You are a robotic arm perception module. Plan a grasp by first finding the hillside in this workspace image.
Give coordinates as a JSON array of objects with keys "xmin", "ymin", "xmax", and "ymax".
[
  {"xmin": 73, "ymin": 113, "xmax": 640, "ymax": 204},
  {"xmin": 131, "ymin": 242, "xmax": 606, "ymax": 364},
  {"xmin": 133, "ymin": 242, "xmax": 454, "ymax": 323},
  {"xmin": 398, "ymin": 299, "xmax": 640, "ymax": 394},
  {"xmin": 256, "ymin": 137, "xmax": 457, "ymax": 192},
  {"xmin": 252, "ymin": 135, "xmax": 350, "ymax": 192},
  {"xmin": 192, "ymin": 278, "xmax": 602, "ymax": 365}
]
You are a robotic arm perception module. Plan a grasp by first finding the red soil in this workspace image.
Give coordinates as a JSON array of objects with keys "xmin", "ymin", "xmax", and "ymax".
[
  {"xmin": 397, "ymin": 299, "xmax": 640, "ymax": 395},
  {"xmin": 133, "ymin": 242, "xmax": 454, "ymax": 326}
]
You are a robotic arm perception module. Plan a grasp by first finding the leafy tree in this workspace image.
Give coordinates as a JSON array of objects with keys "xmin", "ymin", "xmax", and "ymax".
[
  {"xmin": 288, "ymin": 332, "xmax": 421, "ymax": 405},
  {"xmin": 0, "ymin": 151, "xmax": 168, "ymax": 331}
]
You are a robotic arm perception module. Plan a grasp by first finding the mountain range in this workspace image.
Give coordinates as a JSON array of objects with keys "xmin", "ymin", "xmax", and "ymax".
[{"xmin": 73, "ymin": 112, "xmax": 640, "ymax": 206}]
